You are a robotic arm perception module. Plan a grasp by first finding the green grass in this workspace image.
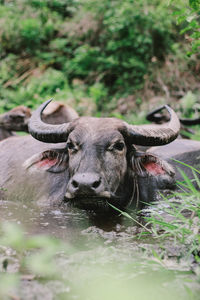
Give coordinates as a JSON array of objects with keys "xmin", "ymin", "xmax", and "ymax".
[{"xmin": 109, "ymin": 163, "xmax": 200, "ymax": 281}]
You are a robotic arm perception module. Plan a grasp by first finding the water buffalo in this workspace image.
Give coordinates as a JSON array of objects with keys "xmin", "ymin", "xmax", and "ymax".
[
  {"xmin": 146, "ymin": 105, "xmax": 199, "ymax": 136},
  {"xmin": 0, "ymin": 102, "xmax": 79, "ymax": 141},
  {"xmin": 145, "ymin": 106, "xmax": 200, "ymax": 184},
  {"xmin": 147, "ymin": 138, "xmax": 200, "ymax": 185},
  {"xmin": 135, "ymin": 104, "xmax": 199, "ymax": 153},
  {"xmin": 41, "ymin": 101, "xmax": 79, "ymax": 125},
  {"xmin": 0, "ymin": 100, "xmax": 181, "ymax": 211},
  {"xmin": 0, "ymin": 106, "xmax": 31, "ymax": 140}
]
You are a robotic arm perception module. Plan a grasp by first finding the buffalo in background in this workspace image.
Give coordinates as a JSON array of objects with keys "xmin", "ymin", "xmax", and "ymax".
[
  {"xmin": 0, "ymin": 106, "xmax": 31, "ymax": 140},
  {"xmin": 145, "ymin": 105, "xmax": 200, "ymax": 184},
  {"xmin": 146, "ymin": 105, "xmax": 200, "ymax": 138},
  {"xmin": 0, "ymin": 101, "xmax": 79, "ymax": 141}
]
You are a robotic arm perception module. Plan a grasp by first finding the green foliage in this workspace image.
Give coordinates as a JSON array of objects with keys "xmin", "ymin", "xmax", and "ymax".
[
  {"xmin": 172, "ymin": 0, "xmax": 200, "ymax": 54},
  {"xmin": 28, "ymin": 0, "xmax": 79, "ymax": 17},
  {"xmin": 0, "ymin": 0, "xmax": 184, "ymax": 113},
  {"xmin": 0, "ymin": 54, "xmax": 18, "ymax": 85},
  {"xmin": 64, "ymin": 0, "xmax": 177, "ymax": 95},
  {"xmin": 110, "ymin": 162, "xmax": 200, "ymax": 270},
  {"xmin": 0, "ymin": 68, "xmax": 71, "ymax": 110},
  {"xmin": 179, "ymin": 91, "xmax": 199, "ymax": 117},
  {"xmin": 145, "ymin": 164, "xmax": 200, "ymax": 268},
  {"xmin": 0, "ymin": 5, "xmax": 58, "ymax": 55},
  {"xmin": 89, "ymin": 83, "xmax": 108, "ymax": 110},
  {"xmin": 29, "ymin": 69, "xmax": 68, "ymax": 97}
]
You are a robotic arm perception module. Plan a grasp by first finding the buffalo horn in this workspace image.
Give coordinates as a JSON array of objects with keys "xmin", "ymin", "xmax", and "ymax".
[
  {"xmin": 180, "ymin": 117, "xmax": 200, "ymax": 126},
  {"xmin": 28, "ymin": 99, "xmax": 72, "ymax": 143},
  {"xmin": 146, "ymin": 105, "xmax": 200, "ymax": 127},
  {"xmin": 124, "ymin": 105, "xmax": 180, "ymax": 146}
]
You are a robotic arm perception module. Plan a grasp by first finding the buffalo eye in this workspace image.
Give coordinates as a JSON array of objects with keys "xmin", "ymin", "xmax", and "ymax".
[
  {"xmin": 67, "ymin": 141, "xmax": 77, "ymax": 152},
  {"xmin": 114, "ymin": 142, "xmax": 125, "ymax": 151},
  {"xmin": 110, "ymin": 141, "xmax": 125, "ymax": 151}
]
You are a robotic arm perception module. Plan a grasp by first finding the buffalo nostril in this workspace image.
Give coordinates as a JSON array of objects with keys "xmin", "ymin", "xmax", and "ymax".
[
  {"xmin": 72, "ymin": 180, "xmax": 79, "ymax": 189},
  {"xmin": 92, "ymin": 179, "xmax": 101, "ymax": 189},
  {"xmin": 69, "ymin": 173, "xmax": 103, "ymax": 195}
]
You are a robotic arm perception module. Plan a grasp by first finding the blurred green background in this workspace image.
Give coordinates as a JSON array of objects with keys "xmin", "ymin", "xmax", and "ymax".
[{"xmin": 0, "ymin": 0, "xmax": 199, "ymax": 121}]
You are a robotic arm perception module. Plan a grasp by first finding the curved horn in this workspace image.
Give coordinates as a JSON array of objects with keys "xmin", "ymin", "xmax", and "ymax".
[
  {"xmin": 180, "ymin": 117, "xmax": 200, "ymax": 126},
  {"xmin": 124, "ymin": 105, "xmax": 180, "ymax": 146},
  {"xmin": 146, "ymin": 105, "xmax": 170, "ymax": 123},
  {"xmin": 147, "ymin": 105, "xmax": 200, "ymax": 126},
  {"xmin": 28, "ymin": 99, "xmax": 72, "ymax": 143}
]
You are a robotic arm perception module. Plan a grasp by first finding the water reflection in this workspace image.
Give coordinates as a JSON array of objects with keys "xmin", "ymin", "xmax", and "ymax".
[{"xmin": 0, "ymin": 199, "xmax": 137, "ymax": 238}]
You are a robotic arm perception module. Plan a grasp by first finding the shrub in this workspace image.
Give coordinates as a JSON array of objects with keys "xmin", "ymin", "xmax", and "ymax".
[
  {"xmin": 172, "ymin": 0, "xmax": 200, "ymax": 54},
  {"xmin": 63, "ymin": 0, "xmax": 177, "ymax": 96},
  {"xmin": 0, "ymin": 2, "xmax": 60, "ymax": 56},
  {"xmin": 28, "ymin": 0, "xmax": 80, "ymax": 17},
  {"xmin": 0, "ymin": 0, "xmax": 198, "ymax": 114},
  {"xmin": 0, "ymin": 68, "xmax": 70, "ymax": 110}
]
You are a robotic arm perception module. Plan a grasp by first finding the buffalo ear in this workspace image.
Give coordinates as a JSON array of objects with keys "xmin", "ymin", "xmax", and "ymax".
[
  {"xmin": 131, "ymin": 151, "xmax": 175, "ymax": 177},
  {"xmin": 23, "ymin": 149, "xmax": 68, "ymax": 173}
]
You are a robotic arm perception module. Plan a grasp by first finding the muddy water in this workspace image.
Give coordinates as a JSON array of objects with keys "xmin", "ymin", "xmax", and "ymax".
[{"xmin": 0, "ymin": 199, "xmax": 199, "ymax": 300}]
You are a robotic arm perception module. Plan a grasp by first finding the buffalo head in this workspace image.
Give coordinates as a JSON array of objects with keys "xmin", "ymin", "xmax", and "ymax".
[
  {"xmin": 0, "ymin": 106, "xmax": 31, "ymax": 132},
  {"xmin": 25, "ymin": 100, "xmax": 180, "ymax": 211}
]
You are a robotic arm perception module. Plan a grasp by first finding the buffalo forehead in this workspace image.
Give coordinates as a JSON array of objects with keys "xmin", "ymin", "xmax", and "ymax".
[
  {"xmin": 69, "ymin": 117, "xmax": 125, "ymax": 144},
  {"xmin": 73, "ymin": 117, "xmax": 123, "ymax": 129}
]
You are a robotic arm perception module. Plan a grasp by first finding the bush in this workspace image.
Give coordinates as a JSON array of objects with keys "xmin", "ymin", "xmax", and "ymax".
[
  {"xmin": 20, "ymin": 18, "xmax": 44, "ymax": 49},
  {"xmin": 28, "ymin": 0, "xmax": 80, "ymax": 17},
  {"xmin": 0, "ymin": 68, "xmax": 70, "ymax": 110},
  {"xmin": 63, "ymin": 0, "xmax": 177, "ymax": 95},
  {"xmin": 172, "ymin": 0, "xmax": 200, "ymax": 54},
  {"xmin": 0, "ymin": 0, "xmax": 198, "ymax": 114}
]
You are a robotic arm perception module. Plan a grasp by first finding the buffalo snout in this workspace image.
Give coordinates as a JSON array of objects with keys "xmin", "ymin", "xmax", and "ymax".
[{"xmin": 66, "ymin": 172, "xmax": 108, "ymax": 198}]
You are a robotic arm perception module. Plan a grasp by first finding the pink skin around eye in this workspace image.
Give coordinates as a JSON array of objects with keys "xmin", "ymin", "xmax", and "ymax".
[
  {"xmin": 36, "ymin": 158, "xmax": 58, "ymax": 168},
  {"xmin": 143, "ymin": 162, "xmax": 165, "ymax": 175}
]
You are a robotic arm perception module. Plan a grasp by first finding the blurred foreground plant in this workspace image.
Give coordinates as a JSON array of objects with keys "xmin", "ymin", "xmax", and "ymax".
[
  {"xmin": 0, "ymin": 222, "xmax": 74, "ymax": 299},
  {"xmin": 0, "ymin": 220, "xmax": 198, "ymax": 300}
]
